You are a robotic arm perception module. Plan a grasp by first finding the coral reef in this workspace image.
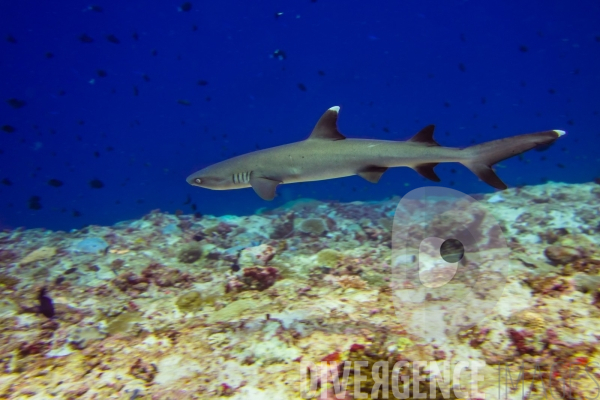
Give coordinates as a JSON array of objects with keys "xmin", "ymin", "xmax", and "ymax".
[{"xmin": 0, "ymin": 182, "xmax": 598, "ymax": 399}]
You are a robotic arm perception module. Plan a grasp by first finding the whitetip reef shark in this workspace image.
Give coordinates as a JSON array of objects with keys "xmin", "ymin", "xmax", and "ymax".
[{"xmin": 186, "ymin": 106, "xmax": 565, "ymax": 200}]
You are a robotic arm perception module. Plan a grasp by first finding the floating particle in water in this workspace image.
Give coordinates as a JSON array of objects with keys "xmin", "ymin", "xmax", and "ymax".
[
  {"xmin": 271, "ymin": 49, "xmax": 286, "ymax": 60},
  {"xmin": 297, "ymin": 83, "xmax": 307, "ymax": 91},
  {"xmin": 133, "ymin": 86, "xmax": 139, "ymax": 96},
  {"xmin": 48, "ymin": 179, "xmax": 63, "ymax": 187},
  {"xmin": 141, "ymin": 74, "xmax": 150, "ymax": 82},
  {"xmin": 132, "ymin": 31, "xmax": 139, "ymax": 41},
  {"xmin": 2, "ymin": 125, "xmax": 15, "ymax": 133},
  {"xmin": 6, "ymin": 34, "xmax": 17, "ymax": 44},
  {"xmin": 89, "ymin": 179, "xmax": 104, "ymax": 188},
  {"xmin": 177, "ymin": 99, "xmax": 191, "ymax": 106},
  {"xmin": 79, "ymin": 33, "xmax": 94, "ymax": 43},
  {"xmin": 548, "ymin": 88, "xmax": 556, "ymax": 94},
  {"xmin": 6, "ymin": 98, "xmax": 26, "ymax": 109},
  {"xmin": 97, "ymin": 69, "xmax": 107, "ymax": 77},
  {"xmin": 197, "ymin": 79, "xmax": 208, "ymax": 86},
  {"xmin": 88, "ymin": 4, "xmax": 103, "ymax": 12},
  {"xmin": 317, "ymin": 70, "xmax": 325, "ymax": 76},
  {"xmin": 150, "ymin": 49, "xmax": 157, "ymax": 56},
  {"xmin": 519, "ymin": 45, "xmax": 529, "ymax": 52},
  {"xmin": 179, "ymin": 2, "xmax": 192, "ymax": 12},
  {"xmin": 1, "ymin": 178, "xmax": 12, "ymax": 186},
  {"xmin": 458, "ymin": 63, "xmax": 466, "ymax": 72},
  {"xmin": 45, "ymin": 52, "xmax": 54, "ymax": 59},
  {"xmin": 106, "ymin": 34, "xmax": 120, "ymax": 44},
  {"xmin": 73, "ymin": 209, "xmax": 82, "ymax": 217},
  {"xmin": 459, "ymin": 33, "xmax": 466, "ymax": 42}
]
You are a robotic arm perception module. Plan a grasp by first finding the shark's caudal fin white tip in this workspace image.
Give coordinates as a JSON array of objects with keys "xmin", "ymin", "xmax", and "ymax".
[
  {"xmin": 328, "ymin": 106, "xmax": 340, "ymax": 113},
  {"xmin": 553, "ymin": 129, "xmax": 566, "ymax": 137}
]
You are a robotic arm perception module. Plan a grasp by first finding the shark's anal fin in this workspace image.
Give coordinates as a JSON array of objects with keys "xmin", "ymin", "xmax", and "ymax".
[
  {"xmin": 414, "ymin": 163, "xmax": 441, "ymax": 182},
  {"xmin": 357, "ymin": 166, "xmax": 388, "ymax": 183},
  {"xmin": 250, "ymin": 175, "xmax": 281, "ymax": 200},
  {"xmin": 409, "ymin": 125, "xmax": 439, "ymax": 146},
  {"xmin": 307, "ymin": 106, "xmax": 346, "ymax": 141}
]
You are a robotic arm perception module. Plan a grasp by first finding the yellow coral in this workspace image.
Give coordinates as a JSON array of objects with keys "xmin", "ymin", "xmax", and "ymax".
[
  {"xmin": 19, "ymin": 246, "xmax": 56, "ymax": 265},
  {"xmin": 317, "ymin": 249, "xmax": 342, "ymax": 267}
]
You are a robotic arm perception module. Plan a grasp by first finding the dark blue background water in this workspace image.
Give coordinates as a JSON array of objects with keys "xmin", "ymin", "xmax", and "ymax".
[{"xmin": 1, "ymin": 0, "xmax": 599, "ymax": 231}]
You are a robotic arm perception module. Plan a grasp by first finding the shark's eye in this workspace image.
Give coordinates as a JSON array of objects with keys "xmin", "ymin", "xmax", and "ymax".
[{"xmin": 194, "ymin": 178, "xmax": 202, "ymax": 184}]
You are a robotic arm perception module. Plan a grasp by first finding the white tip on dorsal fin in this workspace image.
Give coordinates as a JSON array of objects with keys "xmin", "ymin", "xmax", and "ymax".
[
  {"xmin": 308, "ymin": 106, "xmax": 346, "ymax": 141},
  {"xmin": 553, "ymin": 129, "xmax": 566, "ymax": 137}
]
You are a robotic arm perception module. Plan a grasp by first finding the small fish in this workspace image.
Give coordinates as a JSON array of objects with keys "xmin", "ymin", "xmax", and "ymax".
[
  {"xmin": 29, "ymin": 196, "xmax": 42, "ymax": 210},
  {"xmin": 106, "ymin": 34, "xmax": 120, "ymax": 44},
  {"xmin": 79, "ymin": 33, "xmax": 94, "ymax": 43},
  {"xmin": 179, "ymin": 2, "xmax": 192, "ymax": 12},
  {"xmin": 6, "ymin": 98, "xmax": 26, "ymax": 109},
  {"xmin": 2, "ymin": 125, "xmax": 16, "ymax": 133},
  {"xmin": 48, "ymin": 179, "xmax": 63, "ymax": 187},
  {"xmin": 89, "ymin": 179, "xmax": 104, "ymax": 189},
  {"xmin": 38, "ymin": 288, "xmax": 55, "ymax": 318}
]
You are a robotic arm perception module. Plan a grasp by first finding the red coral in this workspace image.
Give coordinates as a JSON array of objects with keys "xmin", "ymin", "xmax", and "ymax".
[
  {"xmin": 141, "ymin": 263, "xmax": 194, "ymax": 288},
  {"xmin": 241, "ymin": 267, "xmax": 279, "ymax": 291},
  {"xmin": 349, "ymin": 344, "xmax": 365, "ymax": 352},
  {"xmin": 507, "ymin": 328, "xmax": 535, "ymax": 355}
]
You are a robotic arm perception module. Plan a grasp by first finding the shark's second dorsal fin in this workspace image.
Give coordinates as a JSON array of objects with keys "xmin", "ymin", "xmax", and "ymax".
[
  {"xmin": 409, "ymin": 125, "xmax": 439, "ymax": 146},
  {"xmin": 308, "ymin": 106, "xmax": 346, "ymax": 141}
]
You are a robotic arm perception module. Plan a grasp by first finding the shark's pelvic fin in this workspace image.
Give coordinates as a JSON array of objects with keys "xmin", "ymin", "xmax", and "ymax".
[
  {"xmin": 408, "ymin": 125, "xmax": 440, "ymax": 146},
  {"xmin": 308, "ymin": 106, "xmax": 346, "ymax": 141},
  {"xmin": 357, "ymin": 166, "xmax": 389, "ymax": 183},
  {"xmin": 413, "ymin": 163, "xmax": 441, "ymax": 182},
  {"xmin": 250, "ymin": 174, "xmax": 281, "ymax": 200}
]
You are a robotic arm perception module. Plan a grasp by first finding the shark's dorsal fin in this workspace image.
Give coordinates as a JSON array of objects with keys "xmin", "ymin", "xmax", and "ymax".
[
  {"xmin": 308, "ymin": 106, "xmax": 346, "ymax": 141},
  {"xmin": 250, "ymin": 174, "xmax": 281, "ymax": 200},
  {"xmin": 357, "ymin": 166, "xmax": 388, "ymax": 183},
  {"xmin": 409, "ymin": 125, "xmax": 439, "ymax": 146}
]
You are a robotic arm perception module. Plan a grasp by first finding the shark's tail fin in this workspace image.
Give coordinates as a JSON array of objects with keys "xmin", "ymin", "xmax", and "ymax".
[{"xmin": 461, "ymin": 129, "xmax": 565, "ymax": 189}]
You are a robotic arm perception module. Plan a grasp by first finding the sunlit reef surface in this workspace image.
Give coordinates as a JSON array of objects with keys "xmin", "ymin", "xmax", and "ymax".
[{"xmin": 0, "ymin": 182, "xmax": 599, "ymax": 399}]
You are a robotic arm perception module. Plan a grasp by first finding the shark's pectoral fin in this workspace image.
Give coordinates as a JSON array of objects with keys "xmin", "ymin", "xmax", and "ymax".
[
  {"xmin": 250, "ymin": 175, "xmax": 281, "ymax": 200},
  {"xmin": 414, "ymin": 163, "xmax": 441, "ymax": 182},
  {"xmin": 357, "ymin": 166, "xmax": 388, "ymax": 183},
  {"xmin": 307, "ymin": 106, "xmax": 346, "ymax": 141}
]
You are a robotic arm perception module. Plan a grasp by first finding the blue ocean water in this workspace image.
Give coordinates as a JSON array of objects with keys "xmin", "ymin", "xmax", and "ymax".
[{"xmin": 1, "ymin": 0, "xmax": 599, "ymax": 231}]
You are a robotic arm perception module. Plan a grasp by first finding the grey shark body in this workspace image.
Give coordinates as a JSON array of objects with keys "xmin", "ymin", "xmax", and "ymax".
[{"xmin": 187, "ymin": 106, "xmax": 565, "ymax": 200}]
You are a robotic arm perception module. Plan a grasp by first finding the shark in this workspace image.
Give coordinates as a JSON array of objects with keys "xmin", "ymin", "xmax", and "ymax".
[{"xmin": 186, "ymin": 106, "xmax": 565, "ymax": 200}]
